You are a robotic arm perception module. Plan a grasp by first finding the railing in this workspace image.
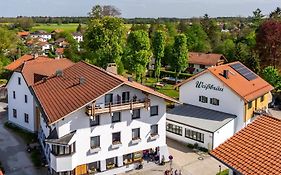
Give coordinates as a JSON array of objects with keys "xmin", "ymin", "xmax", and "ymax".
[{"xmin": 86, "ymin": 98, "xmax": 150, "ymax": 116}]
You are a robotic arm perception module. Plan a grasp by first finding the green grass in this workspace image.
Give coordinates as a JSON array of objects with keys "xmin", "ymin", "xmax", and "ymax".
[
  {"xmin": 31, "ymin": 23, "xmax": 83, "ymax": 33},
  {"xmin": 4, "ymin": 122, "xmax": 37, "ymax": 144},
  {"xmin": 144, "ymin": 77, "xmax": 179, "ymax": 99},
  {"xmin": 216, "ymin": 169, "xmax": 229, "ymax": 175}
]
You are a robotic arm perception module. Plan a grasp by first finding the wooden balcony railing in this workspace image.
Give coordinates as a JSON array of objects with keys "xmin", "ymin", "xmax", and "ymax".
[{"xmin": 86, "ymin": 98, "xmax": 150, "ymax": 116}]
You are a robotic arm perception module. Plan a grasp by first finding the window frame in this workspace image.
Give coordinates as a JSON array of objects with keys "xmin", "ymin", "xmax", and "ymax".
[
  {"xmin": 166, "ymin": 123, "xmax": 182, "ymax": 136},
  {"xmin": 199, "ymin": 64, "xmax": 205, "ymax": 69},
  {"xmin": 18, "ymin": 77, "xmax": 21, "ymax": 85},
  {"xmin": 90, "ymin": 136, "xmax": 100, "ymax": 149},
  {"xmin": 199, "ymin": 96, "xmax": 208, "ymax": 103},
  {"xmin": 112, "ymin": 132, "xmax": 121, "ymax": 143},
  {"xmin": 90, "ymin": 115, "xmax": 100, "ymax": 127},
  {"xmin": 122, "ymin": 91, "xmax": 130, "ymax": 103},
  {"xmin": 248, "ymin": 101, "xmax": 252, "ymax": 109},
  {"xmin": 132, "ymin": 109, "xmax": 140, "ymax": 119},
  {"xmin": 24, "ymin": 113, "xmax": 29, "ymax": 123},
  {"xmin": 210, "ymin": 98, "xmax": 219, "ymax": 106},
  {"xmin": 13, "ymin": 109, "xmax": 17, "ymax": 118},
  {"xmin": 132, "ymin": 128, "xmax": 140, "ymax": 140},
  {"xmin": 24, "ymin": 94, "xmax": 28, "ymax": 103},
  {"xmin": 185, "ymin": 129, "xmax": 204, "ymax": 143},
  {"xmin": 260, "ymin": 95, "xmax": 264, "ymax": 102},
  {"xmin": 13, "ymin": 91, "xmax": 16, "ymax": 99},
  {"xmin": 151, "ymin": 124, "xmax": 158, "ymax": 135},
  {"xmin": 150, "ymin": 106, "xmax": 159, "ymax": 116},
  {"xmin": 51, "ymin": 142, "xmax": 76, "ymax": 156},
  {"xmin": 112, "ymin": 112, "xmax": 121, "ymax": 123},
  {"xmin": 105, "ymin": 94, "xmax": 113, "ymax": 106}
]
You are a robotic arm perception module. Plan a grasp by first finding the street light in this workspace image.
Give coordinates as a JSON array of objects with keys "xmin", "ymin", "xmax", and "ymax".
[
  {"xmin": 169, "ymin": 155, "xmax": 173, "ymax": 171},
  {"xmin": 219, "ymin": 165, "xmax": 222, "ymax": 174}
]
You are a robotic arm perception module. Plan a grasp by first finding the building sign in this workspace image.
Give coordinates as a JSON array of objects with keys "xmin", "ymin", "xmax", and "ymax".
[{"xmin": 195, "ymin": 81, "xmax": 224, "ymax": 92}]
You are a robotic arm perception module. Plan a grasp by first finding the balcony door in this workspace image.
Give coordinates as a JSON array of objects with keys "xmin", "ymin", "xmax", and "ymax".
[{"xmin": 122, "ymin": 92, "xmax": 130, "ymax": 103}]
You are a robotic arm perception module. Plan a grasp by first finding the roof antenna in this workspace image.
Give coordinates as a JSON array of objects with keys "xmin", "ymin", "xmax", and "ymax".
[
  {"xmin": 55, "ymin": 70, "xmax": 63, "ymax": 77},
  {"xmin": 79, "ymin": 77, "xmax": 86, "ymax": 85}
]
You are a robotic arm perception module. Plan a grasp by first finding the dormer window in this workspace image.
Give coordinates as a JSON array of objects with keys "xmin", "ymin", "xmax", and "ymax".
[{"xmin": 18, "ymin": 77, "xmax": 21, "ymax": 85}]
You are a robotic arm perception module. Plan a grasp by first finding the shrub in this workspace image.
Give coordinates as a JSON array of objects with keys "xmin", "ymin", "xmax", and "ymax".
[
  {"xmin": 198, "ymin": 147, "xmax": 209, "ymax": 152},
  {"xmin": 193, "ymin": 143, "xmax": 199, "ymax": 149},
  {"xmin": 159, "ymin": 70, "xmax": 192, "ymax": 79},
  {"xmin": 187, "ymin": 143, "xmax": 194, "ymax": 149}
]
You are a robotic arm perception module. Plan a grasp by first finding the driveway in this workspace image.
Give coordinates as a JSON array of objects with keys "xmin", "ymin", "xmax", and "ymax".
[
  {"xmin": 0, "ymin": 102, "xmax": 46, "ymax": 175},
  {"xmin": 120, "ymin": 138, "xmax": 226, "ymax": 175}
]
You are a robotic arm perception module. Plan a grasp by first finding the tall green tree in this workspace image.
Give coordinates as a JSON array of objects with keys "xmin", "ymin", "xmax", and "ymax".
[
  {"xmin": 252, "ymin": 8, "xmax": 264, "ymax": 27},
  {"xmin": 270, "ymin": 7, "xmax": 281, "ymax": 19},
  {"xmin": 84, "ymin": 17, "xmax": 126, "ymax": 73},
  {"xmin": 185, "ymin": 23, "xmax": 211, "ymax": 52},
  {"xmin": 170, "ymin": 34, "xmax": 188, "ymax": 82},
  {"xmin": 152, "ymin": 30, "xmax": 166, "ymax": 81},
  {"xmin": 261, "ymin": 66, "xmax": 281, "ymax": 90},
  {"xmin": 125, "ymin": 30, "xmax": 151, "ymax": 82},
  {"xmin": 89, "ymin": 5, "xmax": 121, "ymax": 19}
]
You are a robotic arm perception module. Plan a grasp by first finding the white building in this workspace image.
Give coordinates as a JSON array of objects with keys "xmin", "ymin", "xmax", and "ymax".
[
  {"xmin": 30, "ymin": 30, "xmax": 52, "ymax": 41},
  {"xmin": 187, "ymin": 52, "xmax": 227, "ymax": 74},
  {"xmin": 167, "ymin": 61, "xmax": 273, "ymax": 150},
  {"xmin": 5, "ymin": 55, "xmax": 74, "ymax": 132},
  {"xmin": 72, "ymin": 32, "xmax": 83, "ymax": 43},
  {"xmin": 31, "ymin": 61, "xmax": 177, "ymax": 175}
]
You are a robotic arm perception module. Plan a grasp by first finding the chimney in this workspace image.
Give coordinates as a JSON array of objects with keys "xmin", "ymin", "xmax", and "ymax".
[
  {"xmin": 32, "ymin": 53, "xmax": 39, "ymax": 59},
  {"xmin": 106, "ymin": 63, "xmax": 117, "ymax": 74},
  {"xmin": 223, "ymin": 70, "xmax": 229, "ymax": 79}
]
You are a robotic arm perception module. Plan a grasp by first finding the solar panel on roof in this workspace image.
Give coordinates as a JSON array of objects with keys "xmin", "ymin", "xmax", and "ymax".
[{"xmin": 230, "ymin": 62, "xmax": 258, "ymax": 81}]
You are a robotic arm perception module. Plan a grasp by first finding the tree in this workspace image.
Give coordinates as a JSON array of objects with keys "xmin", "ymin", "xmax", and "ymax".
[
  {"xmin": 185, "ymin": 23, "xmax": 211, "ymax": 52},
  {"xmin": 131, "ymin": 24, "xmax": 149, "ymax": 32},
  {"xmin": 261, "ymin": 66, "xmax": 281, "ymax": 89},
  {"xmin": 14, "ymin": 17, "xmax": 34, "ymax": 30},
  {"xmin": 125, "ymin": 30, "xmax": 151, "ymax": 82},
  {"xmin": 0, "ymin": 27, "xmax": 19, "ymax": 55},
  {"xmin": 84, "ymin": 17, "xmax": 126, "ymax": 73},
  {"xmin": 152, "ymin": 30, "xmax": 166, "ymax": 81},
  {"xmin": 170, "ymin": 34, "xmax": 188, "ymax": 82},
  {"xmin": 256, "ymin": 20, "xmax": 281, "ymax": 68},
  {"xmin": 215, "ymin": 39, "xmax": 236, "ymax": 62},
  {"xmin": 270, "ymin": 7, "xmax": 281, "ymax": 19},
  {"xmin": 206, "ymin": 20, "xmax": 222, "ymax": 51},
  {"xmin": 252, "ymin": 8, "xmax": 264, "ymax": 27},
  {"xmin": 89, "ymin": 5, "xmax": 121, "ymax": 19},
  {"xmin": 76, "ymin": 23, "xmax": 82, "ymax": 32}
]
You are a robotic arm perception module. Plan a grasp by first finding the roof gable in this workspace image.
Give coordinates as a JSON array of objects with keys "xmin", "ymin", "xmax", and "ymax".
[{"xmin": 188, "ymin": 52, "xmax": 227, "ymax": 66}]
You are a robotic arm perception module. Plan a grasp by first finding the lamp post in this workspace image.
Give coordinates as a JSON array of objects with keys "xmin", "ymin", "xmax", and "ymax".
[
  {"xmin": 219, "ymin": 165, "xmax": 222, "ymax": 174},
  {"xmin": 169, "ymin": 155, "xmax": 173, "ymax": 172}
]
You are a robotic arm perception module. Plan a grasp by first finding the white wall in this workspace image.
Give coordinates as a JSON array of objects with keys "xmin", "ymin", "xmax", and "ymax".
[
  {"xmin": 7, "ymin": 72, "xmax": 36, "ymax": 132},
  {"xmin": 213, "ymin": 119, "xmax": 235, "ymax": 148},
  {"xmin": 46, "ymin": 85, "xmax": 168, "ymax": 172},
  {"xmin": 166, "ymin": 120, "xmax": 213, "ymax": 149},
  {"xmin": 179, "ymin": 72, "xmax": 245, "ymax": 132},
  {"xmin": 192, "ymin": 64, "xmax": 210, "ymax": 74}
]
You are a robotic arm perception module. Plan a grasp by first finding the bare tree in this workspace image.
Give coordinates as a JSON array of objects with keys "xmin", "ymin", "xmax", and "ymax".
[{"xmin": 89, "ymin": 5, "xmax": 121, "ymax": 18}]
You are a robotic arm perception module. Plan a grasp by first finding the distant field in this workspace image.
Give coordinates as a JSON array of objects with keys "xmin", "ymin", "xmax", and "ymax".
[{"xmin": 31, "ymin": 23, "xmax": 83, "ymax": 33}]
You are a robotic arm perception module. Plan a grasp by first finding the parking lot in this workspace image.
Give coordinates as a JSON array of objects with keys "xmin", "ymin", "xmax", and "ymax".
[{"xmin": 121, "ymin": 138, "xmax": 226, "ymax": 175}]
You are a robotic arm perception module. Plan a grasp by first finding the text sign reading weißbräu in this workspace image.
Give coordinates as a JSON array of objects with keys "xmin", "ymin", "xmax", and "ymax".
[{"xmin": 195, "ymin": 81, "xmax": 224, "ymax": 92}]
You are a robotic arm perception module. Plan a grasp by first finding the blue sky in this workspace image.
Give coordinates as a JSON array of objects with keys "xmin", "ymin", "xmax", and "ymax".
[{"xmin": 1, "ymin": 0, "xmax": 280, "ymax": 18}]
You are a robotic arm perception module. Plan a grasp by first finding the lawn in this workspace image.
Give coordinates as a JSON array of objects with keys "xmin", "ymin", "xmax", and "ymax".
[
  {"xmin": 144, "ymin": 77, "xmax": 179, "ymax": 99},
  {"xmin": 31, "ymin": 23, "xmax": 83, "ymax": 33}
]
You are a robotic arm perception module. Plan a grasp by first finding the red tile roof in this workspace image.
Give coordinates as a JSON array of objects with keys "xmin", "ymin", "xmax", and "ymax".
[
  {"xmin": 188, "ymin": 52, "xmax": 227, "ymax": 66},
  {"xmin": 5, "ymin": 55, "xmax": 34, "ymax": 71},
  {"xmin": 17, "ymin": 31, "xmax": 30, "ymax": 37},
  {"xmin": 177, "ymin": 61, "xmax": 273, "ymax": 102},
  {"xmin": 56, "ymin": 48, "xmax": 64, "ymax": 54},
  {"xmin": 210, "ymin": 115, "xmax": 281, "ymax": 175},
  {"xmin": 32, "ymin": 61, "xmax": 178, "ymax": 124}
]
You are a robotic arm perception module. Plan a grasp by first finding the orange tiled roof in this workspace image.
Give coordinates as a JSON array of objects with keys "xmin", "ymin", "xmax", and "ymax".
[
  {"xmin": 177, "ymin": 61, "xmax": 273, "ymax": 102},
  {"xmin": 5, "ymin": 55, "xmax": 34, "ymax": 71},
  {"xmin": 189, "ymin": 52, "xmax": 227, "ymax": 66},
  {"xmin": 32, "ymin": 61, "xmax": 178, "ymax": 124},
  {"xmin": 16, "ymin": 57, "xmax": 74, "ymax": 86},
  {"xmin": 55, "ymin": 48, "xmax": 64, "ymax": 54},
  {"xmin": 17, "ymin": 31, "xmax": 30, "ymax": 37},
  {"xmin": 210, "ymin": 115, "xmax": 281, "ymax": 175}
]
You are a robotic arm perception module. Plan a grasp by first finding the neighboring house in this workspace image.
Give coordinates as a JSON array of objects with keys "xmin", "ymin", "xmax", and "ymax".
[
  {"xmin": 55, "ymin": 48, "xmax": 64, "ymax": 58},
  {"xmin": 30, "ymin": 30, "xmax": 52, "ymax": 41},
  {"xmin": 210, "ymin": 115, "xmax": 281, "ymax": 175},
  {"xmin": 187, "ymin": 52, "xmax": 227, "ymax": 74},
  {"xmin": 38, "ymin": 42, "xmax": 53, "ymax": 54},
  {"xmin": 17, "ymin": 31, "xmax": 30, "ymax": 39},
  {"xmin": 166, "ymin": 62, "xmax": 273, "ymax": 150},
  {"xmin": 72, "ymin": 32, "xmax": 83, "ymax": 43},
  {"xmin": 54, "ymin": 38, "xmax": 66, "ymax": 47},
  {"xmin": 5, "ymin": 55, "xmax": 74, "ymax": 133},
  {"xmin": 31, "ymin": 61, "xmax": 177, "ymax": 175}
]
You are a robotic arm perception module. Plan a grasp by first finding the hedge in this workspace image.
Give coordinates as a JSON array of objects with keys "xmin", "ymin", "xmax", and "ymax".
[{"xmin": 159, "ymin": 70, "xmax": 193, "ymax": 79}]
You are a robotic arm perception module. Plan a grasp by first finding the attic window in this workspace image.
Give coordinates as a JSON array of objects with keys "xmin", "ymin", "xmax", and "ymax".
[{"xmin": 18, "ymin": 77, "xmax": 21, "ymax": 85}]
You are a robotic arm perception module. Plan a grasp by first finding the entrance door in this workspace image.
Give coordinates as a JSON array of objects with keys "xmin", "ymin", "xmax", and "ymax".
[{"xmin": 75, "ymin": 164, "xmax": 87, "ymax": 175}]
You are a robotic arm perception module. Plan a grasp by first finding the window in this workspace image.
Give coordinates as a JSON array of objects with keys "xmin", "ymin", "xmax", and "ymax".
[
  {"xmin": 55, "ymin": 171, "xmax": 74, "ymax": 175},
  {"xmin": 105, "ymin": 94, "xmax": 113, "ymax": 106},
  {"xmin": 199, "ymin": 96, "xmax": 208, "ymax": 103},
  {"xmin": 199, "ymin": 65, "xmax": 205, "ymax": 69},
  {"xmin": 106, "ymin": 157, "xmax": 117, "ymax": 170},
  {"xmin": 185, "ymin": 129, "xmax": 204, "ymax": 143},
  {"xmin": 112, "ymin": 112, "xmax": 121, "ymax": 123},
  {"xmin": 90, "ymin": 115, "xmax": 100, "ymax": 127},
  {"xmin": 13, "ymin": 109, "xmax": 17, "ymax": 118},
  {"xmin": 132, "ymin": 109, "xmax": 140, "ymax": 119},
  {"xmin": 132, "ymin": 128, "xmax": 140, "ymax": 140},
  {"xmin": 150, "ymin": 106, "xmax": 158, "ymax": 116},
  {"xmin": 260, "ymin": 95, "xmax": 265, "ymax": 102},
  {"xmin": 189, "ymin": 64, "xmax": 194, "ymax": 68},
  {"xmin": 24, "ymin": 113, "xmax": 29, "ymax": 123},
  {"xmin": 18, "ymin": 77, "xmax": 21, "ymax": 85},
  {"xmin": 51, "ymin": 142, "xmax": 76, "ymax": 156},
  {"xmin": 122, "ymin": 91, "xmax": 130, "ymax": 103},
  {"xmin": 151, "ymin": 125, "xmax": 158, "ymax": 135},
  {"xmin": 248, "ymin": 101, "xmax": 252, "ymax": 109},
  {"xmin": 90, "ymin": 136, "xmax": 100, "ymax": 149},
  {"xmin": 166, "ymin": 123, "xmax": 182, "ymax": 136},
  {"xmin": 13, "ymin": 91, "xmax": 16, "ymax": 99},
  {"xmin": 210, "ymin": 98, "xmax": 219, "ymax": 106},
  {"xmin": 24, "ymin": 95, "xmax": 28, "ymax": 103},
  {"xmin": 112, "ymin": 132, "xmax": 121, "ymax": 144}
]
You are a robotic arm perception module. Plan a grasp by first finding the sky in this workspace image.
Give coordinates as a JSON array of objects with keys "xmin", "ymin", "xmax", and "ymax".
[{"xmin": 0, "ymin": 0, "xmax": 280, "ymax": 18}]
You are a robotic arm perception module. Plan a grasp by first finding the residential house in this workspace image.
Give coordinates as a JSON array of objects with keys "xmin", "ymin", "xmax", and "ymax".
[
  {"xmin": 166, "ymin": 62, "xmax": 273, "ymax": 150},
  {"xmin": 17, "ymin": 31, "xmax": 30, "ymax": 39},
  {"xmin": 72, "ymin": 32, "xmax": 83, "ymax": 43},
  {"xmin": 210, "ymin": 115, "xmax": 281, "ymax": 175},
  {"xmin": 55, "ymin": 48, "xmax": 64, "ymax": 58},
  {"xmin": 30, "ymin": 30, "xmax": 52, "ymax": 41},
  {"xmin": 187, "ymin": 52, "xmax": 227, "ymax": 74},
  {"xmin": 31, "ymin": 61, "xmax": 177, "ymax": 175},
  {"xmin": 5, "ymin": 55, "xmax": 74, "ymax": 132}
]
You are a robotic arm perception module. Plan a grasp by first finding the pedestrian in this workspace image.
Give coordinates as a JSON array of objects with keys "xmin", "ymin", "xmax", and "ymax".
[
  {"xmin": 174, "ymin": 169, "xmax": 178, "ymax": 175},
  {"xmin": 179, "ymin": 170, "xmax": 182, "ymax": 175}
]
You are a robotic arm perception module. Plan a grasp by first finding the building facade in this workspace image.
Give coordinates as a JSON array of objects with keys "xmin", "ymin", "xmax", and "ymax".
[
  {"xmin": 32, "ymin": 62, "xmax": 176, "ymax": 175},
  {"xmin": 167, "ymin": 62, "xmax": 273, "ymax": 150}
]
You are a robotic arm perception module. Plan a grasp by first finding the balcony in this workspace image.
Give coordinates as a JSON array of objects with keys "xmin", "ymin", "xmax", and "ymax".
[
  {"xmin": 150, "ymin": 133, "xmax": 159, "ymax": 140},
  {"xmin": 131, "ymin": 137, "xmax": 141, "ymax": 144},
  {"xmin": 86, "ymin": 98, "xmax": 150, "ymax": 116},
  {"xmin": 90, "ymin": 146, "xmax": 101, "ymax": 154},
  {"xmin": 112, "ymin": 141, "xmax": 122, "ymax": 149}
]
